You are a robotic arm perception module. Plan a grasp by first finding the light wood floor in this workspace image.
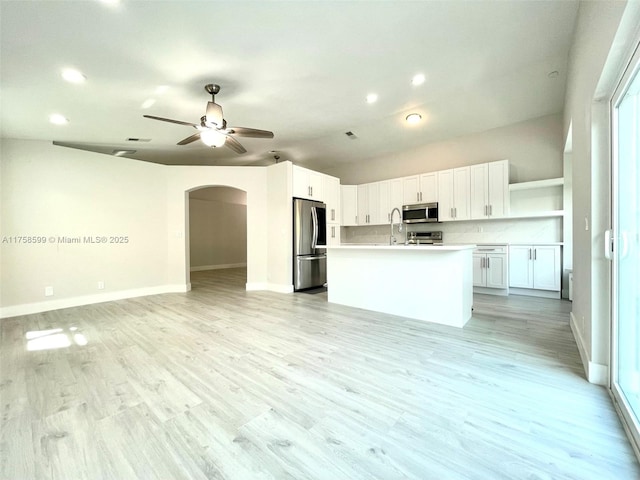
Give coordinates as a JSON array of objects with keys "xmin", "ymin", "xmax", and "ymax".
[{"xmin": 2, "ymin": 268, "xmax": 639, "ymax": 479}]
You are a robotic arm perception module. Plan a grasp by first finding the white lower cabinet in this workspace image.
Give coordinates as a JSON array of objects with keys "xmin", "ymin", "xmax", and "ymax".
[
  {"xmin": 473, "ymin": 245, "xmax": 508, "ymax": 295},
  {"xmin": 509, "ymin": 245, "xmax": 561, "ymax": 298}
]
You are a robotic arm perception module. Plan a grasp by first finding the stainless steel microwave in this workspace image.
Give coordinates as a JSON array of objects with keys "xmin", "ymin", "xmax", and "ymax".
[{"xmin": 402, "ymin": 202, "xmax": 439, "ymax": 223}]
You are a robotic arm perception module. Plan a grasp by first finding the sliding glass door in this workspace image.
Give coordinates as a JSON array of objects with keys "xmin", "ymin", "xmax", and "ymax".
[{"xmin": 611, "ymin": 43, "xmax": 640, "ymax": 447}]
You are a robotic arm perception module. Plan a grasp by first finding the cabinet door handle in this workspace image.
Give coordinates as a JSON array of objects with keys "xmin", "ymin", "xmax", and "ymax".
[
  {"xmin": 388, "ymin": 213, "xmax": 390, "ymax": 222},
  {"xmin": 529, "ymin": 248, "xmax": 532, "ymax": 260},
  {"xmin": 489, "ymin": 205, "xmax": 492, "ymax": 216},
  {"xmin": 534, "ymin": 248, "xmax": 537, "ymax": 260},
  {"xmin": 487, "ymin": 257, "xmax": 490, "ymax": 269},
  {"xmin": 481, "ymin": 257, "xmax": 485, "ymax": 268},
  {"xmin": 417, "ymin": 192, "xmax": 420, "ymax": 202},
  {"xmin": 454, "ymin": 207, "xmax": 457, "ymax": 218},
  {"xmin": 420, "ymin": 192, "xmax": 423, "ymax": 201}
]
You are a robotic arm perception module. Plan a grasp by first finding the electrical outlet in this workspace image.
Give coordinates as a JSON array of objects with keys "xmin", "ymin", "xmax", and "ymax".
[
  {"xmin": 45, "ymin": 286, "xmax": 54, "ymax": 297},
  {"xmin": 97, "ymin": 281, "xmax": 105, "ymax": 290}
]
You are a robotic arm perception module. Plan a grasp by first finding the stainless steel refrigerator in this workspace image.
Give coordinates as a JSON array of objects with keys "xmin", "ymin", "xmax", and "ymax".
[{"xmin": 293, "ymin": 198, "xmax": 327, "ymax": 291}]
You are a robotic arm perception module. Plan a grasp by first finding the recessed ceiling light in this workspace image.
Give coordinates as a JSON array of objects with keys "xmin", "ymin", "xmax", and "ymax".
[
  {"xmin": 141, "ymin": 98, "xmax": 156, "ymax": 109},
  {"xmin": 49, "ymin": 114, "xmax": 69, "ymax": 125},
  {"xmin": 61, "ymin": 68, "xmax": 86, "ymax": 84},
  {"xmin": 154, "ymin": 85, "xmax": 169, "ymax": 94},
  {"xmin": 405, "ymin": 113, "xmax": 422, "ymax": 124},
  {"xmin": 366, "ymin": 93, "xmax": 378, "ymax": 104},
  {"xmin": 412, "ymin": 74, "xmax": 426, "ymax": 86}
]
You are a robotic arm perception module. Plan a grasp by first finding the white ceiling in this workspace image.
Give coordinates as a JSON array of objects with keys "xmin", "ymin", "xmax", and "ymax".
[{"xmin": 0, "ymin": 0, "xmax": 579, "ymax": 171}]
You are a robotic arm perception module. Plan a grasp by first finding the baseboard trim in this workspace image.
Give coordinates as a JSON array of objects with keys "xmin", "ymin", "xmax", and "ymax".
[
  {"xmin": 509, "ymin": 287, "xmax": 561, "ymax": 299},
  {"xmin": 473, "ymin": 286, "xmax": 509, "ymax": 296},
  {"xmin": 0, "ymin": 283, "xmax": 191, "ymax": 319},
  {"xmin": 570, "ymin": 311, "xmax": 608, "ymax": 385},
  {"xmin": 190, "ymin": 263, "xmax": 247, "ymax": 272},
  {"xmin": 245, "ymin": 282, "xmax": 294, "ymax": 294}
]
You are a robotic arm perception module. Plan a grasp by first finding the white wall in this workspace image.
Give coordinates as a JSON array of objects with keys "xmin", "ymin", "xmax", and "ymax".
[
  {"xmin": 0, "ymin": 139, "xmax": 169, "ymax": 317},
  {"xmin": 563, "ymin": 0, "xmax": 639, "ymax": 384},
  {"xmin": 267, "ymin": 161, "xmax": 294, "ymax": 292},
  {"xmin": 325, "ymin": 113, "xmax": 563, "ymax": 185},
  {"xmin": 164, "ymin": 166, "xmax": 269, "ymax": 292},
  {"xmin": 0, "ymin": 139, "xmax": 293, "ymax": 318}
]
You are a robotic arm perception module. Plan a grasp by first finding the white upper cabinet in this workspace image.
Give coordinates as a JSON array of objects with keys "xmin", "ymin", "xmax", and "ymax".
[
  {"xmin": 341, "ymin": 185, "xmax": 358, "ymax": 226},
  {"xmin": 293, "ymin": 165, "xmax": 324, "ymax": 200},
  {"xmin": 324, "ymin": 175, "xmax": 341, "ymax": 224},
  {"xmin": 402, "ymin": 173, "xmax": 437, "ymax": 205},
  {"xmin": 378, "ymin": 178, "xmax": 404, "ymax": 224},
  {"xmin": 327, "ymin": 223, "xmax": 341, "ymax": 246},
  {"xmin": 357, "ymin": 183, "xmax": 380, "ymax": 225},
  {"xmin": 403, "ymin": 176, "xmax": 420, "ymax": 204},
  {"xmin": 438, "ymin": 167, "xmax": 470, "ymax": 221},
  {"xmin": 379, "ymin": 181, "xmax": 391, "ymax": 225},
  {"xmin": 470, "ymin": 160, "xmax": 509, "ymax": 219},
  {"xmin": 420, "ymin": 173, "xmax": 438, "ymax": 203}
]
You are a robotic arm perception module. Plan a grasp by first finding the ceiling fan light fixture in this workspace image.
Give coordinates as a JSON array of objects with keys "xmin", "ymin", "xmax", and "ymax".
[
  {"xmin": 200, "ymin": 129, "xmax": 226, "ymax": 148},
  {"xmin": 405, "ymin": 113, "xmax": 422, "ymax": 124}
]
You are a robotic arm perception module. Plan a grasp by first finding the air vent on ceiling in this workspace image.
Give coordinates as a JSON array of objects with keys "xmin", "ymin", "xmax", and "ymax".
[
  {"xmin": 126, "ymin": 138, "xmax": 151, "ymax": 142},
  {"xmin": 345, "ymin": 131, "xmax": 357, "ymax": 139}
]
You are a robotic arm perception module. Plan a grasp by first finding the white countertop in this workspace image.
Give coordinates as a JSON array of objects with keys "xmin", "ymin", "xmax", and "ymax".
[{"xmin": 326, "ymin": 244, "xmax": 476, "ymax": 251}]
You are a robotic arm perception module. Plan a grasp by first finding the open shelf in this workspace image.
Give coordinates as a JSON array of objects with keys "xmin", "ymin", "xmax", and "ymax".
[
  {"xmin": 507, "ymin": 210, "xmax": 565, "ymax": 219},
  {"xmin": 509, "ymin": 177, "xmax": 564, "ymax": 191}
]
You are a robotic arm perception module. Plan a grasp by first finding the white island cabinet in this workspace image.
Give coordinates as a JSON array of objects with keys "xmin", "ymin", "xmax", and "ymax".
[{"xmin": 326, "ymin": 244, "xmax": 475, "ymax": 328}]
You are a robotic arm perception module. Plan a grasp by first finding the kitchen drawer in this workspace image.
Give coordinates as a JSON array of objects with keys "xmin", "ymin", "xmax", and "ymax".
[{"xmin": 473, "ymin": 245, "xmax": 508, "ymax": 254}]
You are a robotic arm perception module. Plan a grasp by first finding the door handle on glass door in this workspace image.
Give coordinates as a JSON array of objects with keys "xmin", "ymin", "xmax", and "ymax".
[{"xmin": 605, "ymin": 229, "xmax": 613, "ymax": 260}]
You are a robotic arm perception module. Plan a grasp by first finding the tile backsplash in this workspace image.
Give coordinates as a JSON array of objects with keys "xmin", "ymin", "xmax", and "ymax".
[{"xmin": 342, "ymin": 217, "xmax": 562, "ymax": 245}]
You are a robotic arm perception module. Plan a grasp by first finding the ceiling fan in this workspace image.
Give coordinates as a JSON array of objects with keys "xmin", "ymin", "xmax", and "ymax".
[{"xmin": 143, "ymin": 84, "xmax": 274, "ymax": 154}]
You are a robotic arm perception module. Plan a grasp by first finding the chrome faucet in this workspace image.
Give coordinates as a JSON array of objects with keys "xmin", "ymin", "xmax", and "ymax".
[{"xmin": 390, "ymin": 207, "xmax": 403, "ymax": 245}]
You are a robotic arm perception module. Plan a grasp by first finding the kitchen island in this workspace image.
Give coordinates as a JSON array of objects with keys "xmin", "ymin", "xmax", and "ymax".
[{"xmin": 326, "ymin": 244, "xmax": 475, "ymax": 328}]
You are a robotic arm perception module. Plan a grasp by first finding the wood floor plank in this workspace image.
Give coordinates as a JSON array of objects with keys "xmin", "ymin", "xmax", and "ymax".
[{"xmin": 1, "ymin": 267, "xmax": 639, "ymax": 479}]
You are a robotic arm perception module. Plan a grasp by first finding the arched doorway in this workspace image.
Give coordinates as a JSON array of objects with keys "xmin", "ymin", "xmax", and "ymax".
[{"xmin": 186, "ymin": 186, "xmax": 248, "ymax": 289}]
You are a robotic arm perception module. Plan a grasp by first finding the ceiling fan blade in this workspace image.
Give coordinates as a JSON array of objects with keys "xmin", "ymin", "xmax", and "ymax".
[
  {"xmin": 177, "ymin": 132, "xmax": 202, "ymax": 145},
  {"xmin": 143, "ymin": 115, "xmax": 198, "ymax": 127},
  {"xmin": 224, "ymin": 135, "xmax": 247, "ymax": 154},
  {"xmin": 225, "ymin": 126, "xmax": 274, "ymax": 138}
]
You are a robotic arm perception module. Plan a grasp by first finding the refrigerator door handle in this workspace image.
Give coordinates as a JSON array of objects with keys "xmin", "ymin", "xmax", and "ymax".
[
  {"xmin": 311, "ymin": 206, "xmax": 318, "ymax": 249},
  {"xmin": 299, "ymin": 255, "xmax": 327, "ymax": 260}
]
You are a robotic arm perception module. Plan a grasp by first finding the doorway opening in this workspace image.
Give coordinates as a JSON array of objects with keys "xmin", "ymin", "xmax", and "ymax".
[{"xmin": 186, "ymin": 186, "xmax": 247, "ymax": 290}]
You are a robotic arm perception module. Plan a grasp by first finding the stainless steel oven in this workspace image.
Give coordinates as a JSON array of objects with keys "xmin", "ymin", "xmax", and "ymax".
[{"xmin": 402, "ymin": 202, "xmax": 439, "ymax": 223}]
